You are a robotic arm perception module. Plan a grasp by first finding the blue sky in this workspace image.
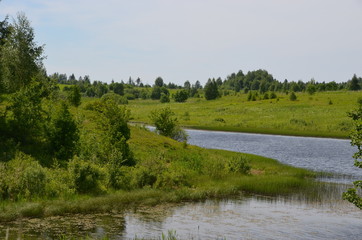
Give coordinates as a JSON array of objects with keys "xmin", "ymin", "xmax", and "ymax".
[{"xmin": 1, "ymin": 0, "xmax": 362, "ymax": 85}]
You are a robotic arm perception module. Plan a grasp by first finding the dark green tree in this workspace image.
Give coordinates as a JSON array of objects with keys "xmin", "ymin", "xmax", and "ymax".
[
  {"xmin": 343, "ymin": 102, "xmax": 362, "ymax": 209},
  {"xmin": 67, "ymin": 85, "xmax": 81, "ymax": 107},
  {"xmin": 154, "ymin": 77, "xmax": 164, "ymax": 87},
  {"xmin": 160, "ymin": 93, "xmax": 170, "ymax": 103},
  {"xmin": 204, "ymin": 79, "xmax": 219, "ymax": 100},
  {"xmin": 306, "ymin": 84, "xmax": 317, "ymax": 95},
  {"xmin": 289, "ymin": 92, "xmax": 297, "ymax": 101},
  {"xmin": 47, "ymin": 102, "xmax": 79, "ymax": 162},
  {"xmin": 349, "ymin": 74, "xmax": 361, "ymax": 91},
  {"xmin": 174, "ymin": 89, "xmax": 189, "ymax": 102},
  {"xmin": 94, "ymin": 100, "xmax": 134, "ymax": 166},
  {"xmin": 113, "ymin": 82, "xmax": 124, "ymax": 95}
]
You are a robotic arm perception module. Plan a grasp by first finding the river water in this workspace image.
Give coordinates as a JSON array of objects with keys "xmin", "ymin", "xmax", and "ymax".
[{"xmin": 1, "ymin": 129, "xmax": 362, "ymax": 239}]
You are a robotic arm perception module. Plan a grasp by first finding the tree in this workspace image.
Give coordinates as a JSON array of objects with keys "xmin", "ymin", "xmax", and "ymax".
[
  {"xmin": 94, "ymin": 99, "xmax": 134, "ymax": 166},
  {"xmin": 151, "ymin": 86, "xmax": 169, "ymax": 100},
  {"xmin": 67, "ymin": 85, "xmax": 81, "ymax": 107},
  {"xmin": 149, "ymin": 107, "xmax": 187, "ymax": 142},
  {"xmin": 47, "ymin": 102, "xmax": 79, "ymax": 162},
  {"xmin": 174, "ymin": 89, "xmax": 189, "ymax": 102},
  {"xmin": 7, "ymin": 80, "xmax": 45, "ymax": 142},
  {"xmin": 343, "ymin": 102, "xmax": 362, "ymax": 209},
  {"xmin": 306, "ymin": 84, "xmax": 317, "ymax": 95},
  {"xmin": 1, "ymin": 13, "xmax": 45, "ymax": 92},
  {"xmin": 160, "ymin": 93, "xmax": 170, "ymax": 103},
  {"xmin": 349, "ymin": 74, "xmax": 361, "ymax": 91},
  {"xmin": 113, "ymin": 82, "xmax": 124, "ymax": 95},
  {"xmin": 289, "ymin": 92, "xmax": 297, "ymax": 101},
  {"xmin": 154, "ymin": 77, "xmax": 164, "ymax": 87},
  {"xmin": 204, "ymin": 79, "xmax": 219, "ymax": 100},
  {"xmin": 184, "ymin": 81, "xmax": 191, "ymax": 90}
]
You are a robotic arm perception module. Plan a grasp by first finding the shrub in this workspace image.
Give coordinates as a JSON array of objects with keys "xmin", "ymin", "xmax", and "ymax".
[
  {"xmin": 67, "ymin": 85, "xmax": 81, "ymax": 107},
  {"xmin": 289, "ymin": 92, "xmax": 297, "ymax": 101},
  {"xmin": 150, "ymin": 107, "xmax": 188, "ymax": 142},
  {"xmin": 174, "ymin": 90, "xmax": 189, "ymax": 102},
  {"xmin": 101, "ymin": 92, "xmax": 128, "ymax": 104},
  {"xmin": 4, "ymin": 152, "xmax": 47, "ymax": 200},
  {"xmin": 68, "ymin": 157, "xmax": 106, "ymax": 194},
  {"xmin": 226, "ymin": 156, "xmax": 251, "ymax": 174},
  {"xmin": 47, "ymin": 102, "xmax": 79, "ymax": 162},
  {"xmin": 160, "ymin": 93, "xmax": 170, "ymax": 103},
  {"xmin": 270, "ymin": 92, "xmax": 277, "ymax": 99}
]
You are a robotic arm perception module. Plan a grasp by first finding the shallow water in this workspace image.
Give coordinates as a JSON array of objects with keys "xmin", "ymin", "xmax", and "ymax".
[
  {"xmin": 186, "ymin": 129, "xmax": 359, "ymax": 182},
  {"xmin": 2, "ymin": 189, "xmax": 361, "ymax": 239}
]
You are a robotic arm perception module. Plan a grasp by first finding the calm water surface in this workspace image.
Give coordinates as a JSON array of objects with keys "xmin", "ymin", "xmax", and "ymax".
[
  {"xmin": 1, "ymin": 130, "xmax": 361, "ymax": 239},
  {"xmin": 186, "ymin": 129, "xmax": 359, "ymax": 182}
]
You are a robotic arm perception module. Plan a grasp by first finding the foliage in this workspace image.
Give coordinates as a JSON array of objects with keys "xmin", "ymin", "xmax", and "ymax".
[
  {"xmin": 101, "ymin": 92, "xmax": 128, "ymax": 104},
  {"xmin": 0, "ymin": 152, "xmax": 46, "ymax": 200},
  {"xmin": 47, "ymin": 102, "xmax": 79, "ymax": 162},
  {"xmin": 306, "ymin": 84, "xmax": 317, "ymax": 95},
  {"xmin": 67, "ymin": 85, "xmax": 81, "ymax": 107},
  {"xmin": 349, "ymin": 74, "xmax": 361, "ymax": 91},
  {"xmin": 173, "ymin": 89, "xmax": 189, "ymax": 102},
  {"xmin": 226, "ymin": 156, "xmax": 251, "ymax": 174},
  {"xmin": 91, "ymin": 99, "xmax": 134, "ymax": 166},
  {"xmin": 160, "ymin": 92, "xmax": 170, "ymax": 103},
  {"xmin": 7, "ymin": 80, "xmax": 46, "ymax": 141},
  {"xmin": 0, "ymin": 13, "xmax": 45, "ymax": 93},
  {"xmin": 154, "ymin": 77, "xmax": 164, "ymax": 87},
  {"xmin": 343, "ymin": 102, "xmax": 362, "ymax": 209},
  {"xmin": 151, "ymin": 86, "xmax": 169, "ymax": 100},
  {"xmin": 289, "ymin": 92, "xmax": 297, "ymax": 101},
  {"xmin": 68, "ymin": 157, "xmax": 106, "ymax": 194},
  {"xmin": 149, "ymin": 107, "xmax": 187, "ymax": 142},
  {"xmin": 204, "ymin": 79, "xmax": 219, "ymax": 100}
]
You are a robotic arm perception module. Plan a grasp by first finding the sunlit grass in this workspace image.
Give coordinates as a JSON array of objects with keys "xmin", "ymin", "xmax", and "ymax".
[{"xmin": 127, "ymin": 91, "xmax": 360, "ymax": 138}]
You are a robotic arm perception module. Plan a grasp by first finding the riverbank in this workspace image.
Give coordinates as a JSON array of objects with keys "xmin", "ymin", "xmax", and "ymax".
[
  {"xmin": 128, "ymin": 91, "xmax": 360, "ymax": 139},
  {"xmin": 0, "ymin": 126, "xmax": 316, "ymax": 223}
]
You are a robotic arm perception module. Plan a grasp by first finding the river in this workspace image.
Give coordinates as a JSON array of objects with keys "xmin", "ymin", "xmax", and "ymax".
[{"xmin": 1, "ymin": 129, "xmax": 361, "ymax": 239}]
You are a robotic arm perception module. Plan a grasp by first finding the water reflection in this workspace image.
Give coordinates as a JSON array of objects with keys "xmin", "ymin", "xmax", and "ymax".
[{"xmin": 2, "ymin": 182, "xmax": 361, "ymax": 240}]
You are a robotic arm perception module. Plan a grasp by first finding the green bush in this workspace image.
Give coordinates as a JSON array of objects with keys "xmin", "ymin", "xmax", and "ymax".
[
  {"xmin": 150, "ymin": 107, "xmax": 188, "ymax": 142},
  {"xmin": 107, "ymin": 166, "xmax": 132, "ymax": 190},
  {"xmin": 289, "ymin": 92, "xmax": 297, "ymax": 101},
  {"xmin": 4, "ymin": 152, "xmax": 47, "ymax": 200},
  {"xmin": 173, "ymin": 90, "xmax": 189, "ymax": 102},
  {"xmin": 101, "ymin": 92, "xmax": 128, "ymax": 104},
  {"xmin": 47, "ymin": 102, "xmax": 79, "ymax": 162},
  {"xmin": 68, "ymin": 157, "xmax": 106, "ymax": 194},
  {"xmin": 226, "ymin": 156, "xmax": 251, "ymax": 174},
  {"xmin": 160, "ymin": 93, "xmax": 170, "ymax": 103}
]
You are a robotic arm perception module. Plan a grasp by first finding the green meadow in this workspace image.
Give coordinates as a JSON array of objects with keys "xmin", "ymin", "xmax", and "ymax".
[{"xmin": 128, "ymin": 91, "xmax": 361, "ymax": 138}]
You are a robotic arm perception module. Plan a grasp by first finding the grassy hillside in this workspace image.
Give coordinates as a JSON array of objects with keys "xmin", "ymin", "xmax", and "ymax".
[{"xmin": 128, "ymin": 91, "xmax": 361, "ymax": 138}]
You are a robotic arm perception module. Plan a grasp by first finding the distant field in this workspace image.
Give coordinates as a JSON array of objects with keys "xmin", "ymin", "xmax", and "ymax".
[{"xmin": 127, "ymin": 91, "xmax": 361, "ymax": 138}]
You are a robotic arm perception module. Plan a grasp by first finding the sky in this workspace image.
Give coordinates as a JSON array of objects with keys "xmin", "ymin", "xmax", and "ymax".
[{"xmin": 1, "ymin": 0, "xmax": 362, "ymax": 85}]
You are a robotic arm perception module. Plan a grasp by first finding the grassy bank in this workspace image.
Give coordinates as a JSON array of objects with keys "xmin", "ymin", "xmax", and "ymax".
[
  {"xmin": 128, "ymin": 91, "xmax": 360, "ymax": 138},
  {"xmin": 0, "ymin": 125, "xmax": 315, "ymax": 222}
]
